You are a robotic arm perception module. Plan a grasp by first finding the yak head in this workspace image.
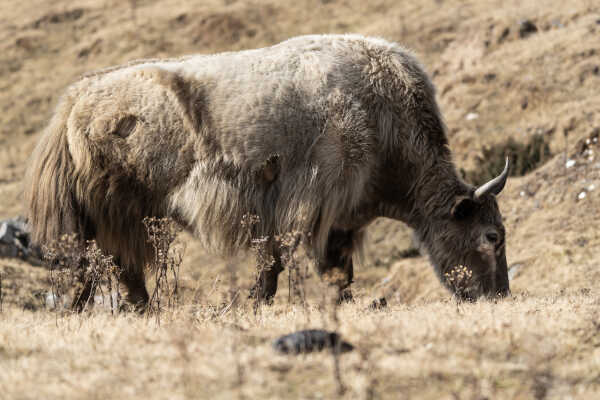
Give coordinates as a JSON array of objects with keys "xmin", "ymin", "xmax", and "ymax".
[{"xmin": 418, "ymin": 159, "xmax": 510, "ymax": 301}]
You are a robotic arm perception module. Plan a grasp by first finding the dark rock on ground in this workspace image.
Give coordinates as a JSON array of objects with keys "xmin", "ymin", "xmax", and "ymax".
[
  {"xmin": 0, "ymin": 216, "xmax": 42, "ymax": 264},
  {"xmin": 519, "ymin": 20, "xmax": 538, "ymax": 38},
  {"xmin": 273, "ymin": 329, "xmax": 354, "ymax": 354}
]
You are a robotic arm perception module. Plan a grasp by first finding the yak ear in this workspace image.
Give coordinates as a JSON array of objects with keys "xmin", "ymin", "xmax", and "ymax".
[{"xmin": 451, "ymin": 196, "xmax": 477, "ymax": 220}]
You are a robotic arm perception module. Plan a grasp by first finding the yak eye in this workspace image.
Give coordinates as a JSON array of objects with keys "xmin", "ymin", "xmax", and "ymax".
[{"xmin": 486, "ymin": 232, "xmax": 499, "ymax": 244}]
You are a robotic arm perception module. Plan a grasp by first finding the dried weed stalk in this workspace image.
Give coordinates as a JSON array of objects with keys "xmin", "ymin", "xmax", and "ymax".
[
  {"xmin": 331, "ymin": 289, "xmax": 346, "ymax": 396},
  {"xmin": 242, "ymin": 214, "xmax": 273, "ymax": 314},
  {"xmin": 319, "ymin": 284, "xmax": 346, "ymax": 396},
  {"xmin": 250, "ymin": 234, "xmax": 272, "ymax": 315},
  {"xmin": 43, "ymin": 234, "xmax": 82, "ymax": 315},
  {"xmin": 278, "ymin": 229, "xmax": 312, "ymax": 325},
  {"xmin": 357, "ymin": 340, "xmax": 378, "ymax": 400},
  {"xmin": 42, "ymin": 234, "xmax": 122, "ymax": 315},
  {"xmin": 444, "ymin": 264, "xmax": 474, "ymax": 310},
  {"xmin": 143, "ymin": 217, "xmax": 184, "ymax": 323},
  {"xmin": 84, "ymin": 241, "xmax": 121, "ymax": 314},
  {"xmin": 278, "ymin": 231, "xmax": 305, "ymax": 306},
  {"xmin": 224, "ymin": 257, "xmax": 245, "ymax": 398}
]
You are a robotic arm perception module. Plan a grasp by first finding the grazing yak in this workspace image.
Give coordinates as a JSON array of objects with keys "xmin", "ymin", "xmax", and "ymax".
[{"xmin": 25, "ymin": 34, "xmax": 510, "ymax": 309}]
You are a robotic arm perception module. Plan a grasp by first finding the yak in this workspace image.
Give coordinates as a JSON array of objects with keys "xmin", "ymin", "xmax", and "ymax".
[{"xmin": 24, "ymin": 34, "xmax": 510, "ymax": 309}]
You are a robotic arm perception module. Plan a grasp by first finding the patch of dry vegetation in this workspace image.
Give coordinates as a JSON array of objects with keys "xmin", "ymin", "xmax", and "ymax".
[{"xmin": 1, "ymin": 292, "xmax": 600, "ymax": 399}]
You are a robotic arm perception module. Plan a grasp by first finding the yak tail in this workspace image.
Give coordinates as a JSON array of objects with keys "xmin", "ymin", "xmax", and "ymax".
[{"xmin": 24, "ymin": 94, "xmax": 91, "ymax": 248}]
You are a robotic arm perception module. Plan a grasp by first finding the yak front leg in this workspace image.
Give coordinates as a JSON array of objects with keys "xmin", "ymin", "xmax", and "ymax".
[
  {"xmin": 249, "ymin": 245, "xmax": 284, "ymax": 304},
  {"xmin": 71, "ymin": 257, "xmax": 96, "ymax": 312},
  {"xmin": 318, "ymin": 229, "xmax": 355, "ymax": 303},
  {"xmin": 120, "ymin": 267, "xmax": 149, "ymax": 312},
  {"xmin": 72, "ymin": 278, "xmax": 96, "ymax": 312}
]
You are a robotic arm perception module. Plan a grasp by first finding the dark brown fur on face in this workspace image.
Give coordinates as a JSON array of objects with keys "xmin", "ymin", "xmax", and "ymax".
[{"xmin": 24, "ymin": 34, "xmax": 509, "ymax": 308}]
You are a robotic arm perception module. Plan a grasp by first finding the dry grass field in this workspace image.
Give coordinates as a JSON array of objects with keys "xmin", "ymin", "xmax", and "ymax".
[{"xmin": 1, "ymin": 0, "xmax": 600, "ymax": 398}]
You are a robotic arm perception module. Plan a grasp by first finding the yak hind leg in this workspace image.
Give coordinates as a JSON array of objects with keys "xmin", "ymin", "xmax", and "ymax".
[
  {"xmin": 249, "ymin": 246, "xmax": 284, "ymax": 304},
  {"xmin": 120, "ymin": 267, "xmax": 149, "ymax": 312},
  {"xmin": 318, "ymin": 229, "xmax": 355, "ymax": 304},
  {"xmin": 71, "ymin": 278, "xmax": 96, "ymax": 312},
  {"xmin": 70, "ymin": 257, "xmax": 96, "ymax": 312}
]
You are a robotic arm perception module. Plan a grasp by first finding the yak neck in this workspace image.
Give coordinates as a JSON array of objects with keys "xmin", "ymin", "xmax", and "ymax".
[
  {"xmin": 411, "ymin": 158, "xmax": 468, "ymax": 224},
  {"xmin": 376, "ymin": 155, "xmax": 467, "ymax": 229}
]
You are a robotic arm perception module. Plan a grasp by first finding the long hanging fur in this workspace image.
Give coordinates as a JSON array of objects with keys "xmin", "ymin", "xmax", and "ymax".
[
  {"xmin": 24, "ymin": 92, "xmax": 86, "ymax": 247},
  {"xmin": 23, "ymin": 34, "xmax": 428, "ymax": 276}
]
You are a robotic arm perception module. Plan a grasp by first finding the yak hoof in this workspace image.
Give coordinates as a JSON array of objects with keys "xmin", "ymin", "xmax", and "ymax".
[
  {"xmin": 119, "ymin": 300, "xmax": 148, "ymax": 314},
  {"xmin": 71, "ymin": 282, "xmax": 96, "ymax": 312},
  {"xmin": 337, "ymin": 287, "xmax": 354, "ymax": 304},
  {"xmin": 249, "ymin": 284, "xmax": 276, "ymax": 305}
]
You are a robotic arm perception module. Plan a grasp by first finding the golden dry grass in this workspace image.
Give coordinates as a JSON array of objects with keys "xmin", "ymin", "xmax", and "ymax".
[
  {"xmin": 1, "ymin": 0, "xmax": 600, "ymax": 398},
  {"xmin": 1, "ymin": 291, "xmax": 600, "ymax": 399}
]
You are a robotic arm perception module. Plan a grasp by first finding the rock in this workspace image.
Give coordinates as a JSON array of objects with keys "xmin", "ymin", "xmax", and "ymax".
[
  {"xmin": 483, "ymin": 73, "xmax": 497, "ymax": 82},
  {"xmin": 273, "ymin": 330, "xmax": 354, "ymax": 354},
  {"xmin": 508, "ymin": 263, "xmax": 523, "ymax": 281},
  {"xmin": 519, "ymin": 20, "xmax": 538, "ymax": 39},
  {"xmin": 0, "ymin": 217, "xmax": 42, "ymax": 264}
]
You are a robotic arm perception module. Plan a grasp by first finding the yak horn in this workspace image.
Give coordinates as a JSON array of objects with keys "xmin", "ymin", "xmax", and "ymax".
[{"xmin": 474, "ymin": 157, "xmax": 509, "ymax": 199}]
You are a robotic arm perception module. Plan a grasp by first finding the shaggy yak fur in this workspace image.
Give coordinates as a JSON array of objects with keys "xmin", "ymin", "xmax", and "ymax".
[{"xmin": 24, "ymin": 34, "xmax": 510, "ymax": 309}]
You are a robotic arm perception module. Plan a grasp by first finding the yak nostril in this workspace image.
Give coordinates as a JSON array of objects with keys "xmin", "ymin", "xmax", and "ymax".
[{"xmin": 486, "ymin": 232, "xmax": 499, "ymax": 244}]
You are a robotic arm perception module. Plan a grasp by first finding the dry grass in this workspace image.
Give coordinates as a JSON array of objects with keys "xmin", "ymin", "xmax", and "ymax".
[
  {"xmin": 1, "ymin": 292, "xmax": 599, "ymax": 399},
  {"xmin": 1, "ymin": 0, "xmax": 600, "ymax": 398}
]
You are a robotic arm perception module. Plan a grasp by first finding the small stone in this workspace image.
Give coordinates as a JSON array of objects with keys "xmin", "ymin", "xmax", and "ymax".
[
  {"xmin": 519, "ymin": 20, "xmax": 538, "ymax": 39},
  {"xmin": 0, "ymin": 217, "xmax": 41, "ymax": 263},
  {"xmin": 566, "ymin": 159, "xmax": 576, "ymax": 168},
  {"xmin": 578, "ymin": 191, "xmax": 587, "ymax": 200},
  {"xmin": 466, "ymin": 112, "xmax": 479, "ymax": 121},
  {"xmin": 483, "ymin": 73, "xmax": 497, "ymax": 82},
  {"xmin": 508, "ymin": 263, "xmax": 523, "ymax": 281},
  {"xmin": 588, "ymin": 184, "xmax": 596, "ymax": 191},
  {"xmin": 45, "ymin": 293, "xmax": 59, "ymax": 309}
]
